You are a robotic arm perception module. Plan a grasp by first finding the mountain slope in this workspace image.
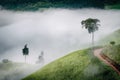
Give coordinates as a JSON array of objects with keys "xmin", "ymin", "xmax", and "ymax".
[
  {"xmin": 99, "ymin": 29, "xmax": 120, "ymax": 45},
  {"xmin": 23, "ymin": 49, "xmax": 120, "ymax": 80},
  {"xmin": 97, "ymin": 29, "xmax": 120, "ymax": 64},
  {"xmin": 23, "ymin": 29, "xmax": 120, "ymax": 80}
]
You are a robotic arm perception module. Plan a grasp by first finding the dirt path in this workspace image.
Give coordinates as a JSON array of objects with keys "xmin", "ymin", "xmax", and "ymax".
[{"xmin": 94, "ymin": 48, "xmax": 120, "ymax": 75}]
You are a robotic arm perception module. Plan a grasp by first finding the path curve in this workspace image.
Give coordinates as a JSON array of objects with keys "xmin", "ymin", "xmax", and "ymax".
[{"xmin": 94, "ymin": 48, "xmax": 120, "ymax": 75}]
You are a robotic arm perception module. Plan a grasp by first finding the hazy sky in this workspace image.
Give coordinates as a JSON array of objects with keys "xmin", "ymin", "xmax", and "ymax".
[{"xmin": 0, "ymin": 8, "xmax": 120, "ymax": 64}]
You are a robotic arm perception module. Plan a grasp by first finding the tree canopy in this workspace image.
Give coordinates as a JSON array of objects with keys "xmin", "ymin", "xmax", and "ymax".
[
  {"xmin": 81, "ymin": 18, "xmax": 100, "ymax": 33},
  {"xmin": 0, "ymin": 0, "xmax": 119, "ymax": 10}
]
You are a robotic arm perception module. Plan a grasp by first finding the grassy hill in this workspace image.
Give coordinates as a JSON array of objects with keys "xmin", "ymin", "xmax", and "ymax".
[
  {"xmin": 23, "ymin": 29, "xmax": 120, "ymax": 80},
  {"xmin": 99, "ymin": 29, "xmax": 120, "ymax": 45},
  {"xmin": 23, "ymin": 48, "xmax": 120, "ymax": 80},
  {"xmin": 98, "ymin": 29, "xmax": 120, "ymax": 63},
  {"xmin": 103, "ymin": 44, "xmax": 120, "ymax": 64},
  {"xmin": 100, "ymin": 29, "xmax": 120, "ymax": 63}
]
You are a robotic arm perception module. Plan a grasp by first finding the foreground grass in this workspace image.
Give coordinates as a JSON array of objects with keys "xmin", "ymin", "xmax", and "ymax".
[{"xmin": 23, "ymin": 49, "xmax": 120, "ymax": 80}]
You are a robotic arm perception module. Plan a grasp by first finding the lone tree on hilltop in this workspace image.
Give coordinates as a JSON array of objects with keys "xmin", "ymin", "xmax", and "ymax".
[{"xmin": 81, "ymin": 18, "xmax": 100, "ymax": 49}]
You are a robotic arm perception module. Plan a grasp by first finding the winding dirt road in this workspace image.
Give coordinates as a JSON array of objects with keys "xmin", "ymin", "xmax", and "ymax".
[{"xmin": 94, "ymin": 48, "xmax": 120, "ymax": 75}]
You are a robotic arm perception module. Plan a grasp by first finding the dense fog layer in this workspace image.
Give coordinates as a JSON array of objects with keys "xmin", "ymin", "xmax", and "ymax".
[{"xmin": 0, "ymin": 8, "xmax": 120, "ymax": 64}]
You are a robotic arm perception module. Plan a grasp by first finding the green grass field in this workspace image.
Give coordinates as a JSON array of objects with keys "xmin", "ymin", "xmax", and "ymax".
[
  {"xmin": 22, "ymin": 29, "xmax": 120, "ymax": 80},
  {"xmin": 103, "ymin": 44, "xmax": 120, "ymax": 64},
  {"xmin": 23, "ymin": 48, "xmax": 120, "ymax": 80},
  {"xmin": 99, "ymin": 29, "xmax": 120, "ymax": 63}
]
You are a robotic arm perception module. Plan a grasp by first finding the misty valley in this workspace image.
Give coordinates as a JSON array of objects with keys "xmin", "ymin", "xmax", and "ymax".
[{"xmin": 0, "ymin": 8, "xmax": 120, "ymax": 80}]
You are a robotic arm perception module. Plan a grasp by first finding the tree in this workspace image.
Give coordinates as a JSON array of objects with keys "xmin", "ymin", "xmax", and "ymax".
[
  {"xmin": 2, "ymin": 59, "xmax": 11, "ymax": 63},
  {"xmin": 22, "ymin": 44, "xmax": 29, "ymax": 63},
  {"xmin": 36, "ymin": 51, "xmax": 44, "ymax": 65},
  {"xmin": 81, "ymin": 18, "xmax": 100, "ymax": 49},
  {"xmin": 110, "ymin": 41, "xmax": 115, "ymax": 46}
]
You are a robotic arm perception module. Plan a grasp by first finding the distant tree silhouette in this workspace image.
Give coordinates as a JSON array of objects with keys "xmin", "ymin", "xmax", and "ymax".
[
  {"xmin": 81, "ymin": 18, "xmax": 100, "ymax": 49},
  {"xmin": 36, "ymin": 51, "xmax": 44, "ymax": 65},
  {"xmin": 110, "ymin": 41, "xmax": 115, "ymax": 46},
  {"xmin": 22, "ymin": 44, "xmax": 29, "ymax": 63},
  {"xmin": 2, "ymin": 59, "xmax": 11, "ymax": 63}
]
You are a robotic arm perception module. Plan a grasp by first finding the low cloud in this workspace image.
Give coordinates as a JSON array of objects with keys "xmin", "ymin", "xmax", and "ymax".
[{"xmin": 0, "ymin": 8, "xmax": 120, "ymax": 64}]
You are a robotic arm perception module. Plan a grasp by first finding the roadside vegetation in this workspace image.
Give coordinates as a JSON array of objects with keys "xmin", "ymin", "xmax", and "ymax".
[{"xmin": 103, "ymin": 44, "xmax": 120, "ymax": 64}]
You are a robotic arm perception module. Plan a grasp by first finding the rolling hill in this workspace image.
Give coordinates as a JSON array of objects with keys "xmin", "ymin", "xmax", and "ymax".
[
  {"xmin": 100, "ymin": 29, "xmax": 120, "ymax": 64},
  {"xmin": 23, "ymin": 29, "xmax": 120, "ymax": 80},
  {"xmin": 99, "ymin": 29, "xmax": 120, "ymax": 45},
  {"xmin": 23, "ymin": 48, "xmax": 120, "ymax": 80}
]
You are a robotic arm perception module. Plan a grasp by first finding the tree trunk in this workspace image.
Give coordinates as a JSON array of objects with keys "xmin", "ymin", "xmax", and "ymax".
[
  {"xmin": 25, "ymin": 55, "xmax": 26, "ymax": 63},
  {"xmin": 92, "ymin": 32, "xmax": 94, "ymax": 50}
]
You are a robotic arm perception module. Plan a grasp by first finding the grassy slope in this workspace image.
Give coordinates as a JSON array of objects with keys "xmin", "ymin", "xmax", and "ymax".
[
  {"xmin": 23, "ymin": 49, "xmax": 120, "ymax": 80},
  {"xmin": 23, "ymin": 29, "xmax": 120, "ymax": 80},
  {"xmin": 103, "ymin": 44, "xmax": 120, "ymax": 64},
  {"xmin": 98, "ymin": 29, "xmax": 120, "ymax": 63},
  {"xmin": 99, "ymin": 29, "xmax": 120, "ymax": 63},
  {"xmin": 99, "ymin": 29, "xmax": 120, "ymax": 45}
]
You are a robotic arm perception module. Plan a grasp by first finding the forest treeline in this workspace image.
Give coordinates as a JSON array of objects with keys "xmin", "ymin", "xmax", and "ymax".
[{"xmin": 0, "ymin": 0, "xmax": 120, "ymax": 10}]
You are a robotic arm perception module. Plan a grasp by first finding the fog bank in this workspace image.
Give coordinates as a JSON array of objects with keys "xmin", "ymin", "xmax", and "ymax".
[{"xmin": 0, "ymin": 8, "xmax": 120, "ymax": 64}]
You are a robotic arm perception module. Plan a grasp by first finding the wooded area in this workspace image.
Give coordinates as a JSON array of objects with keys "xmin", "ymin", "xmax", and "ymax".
[{"xmin": 0, "ymin": 0, "xmax": 119, "ymax": 10}]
